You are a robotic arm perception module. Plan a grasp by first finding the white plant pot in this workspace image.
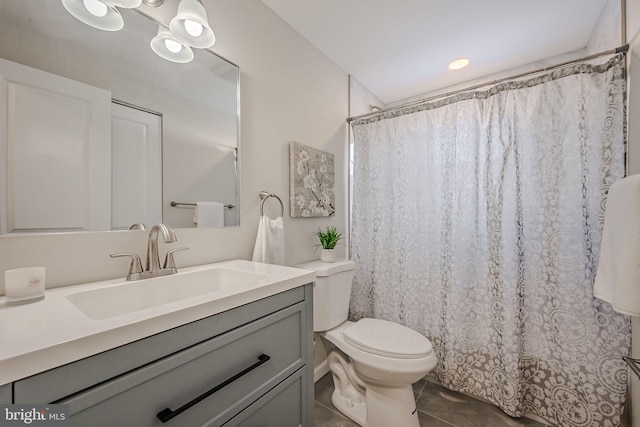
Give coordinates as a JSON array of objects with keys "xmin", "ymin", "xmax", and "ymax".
[{"xmin": 320, "ymin": 248, "xmax": 336, "ymax": 263}]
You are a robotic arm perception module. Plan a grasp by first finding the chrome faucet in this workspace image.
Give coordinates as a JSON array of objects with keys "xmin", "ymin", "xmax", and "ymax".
[
  {"xmin": 111, "ymin": 223, "xmax": 188, "ymax": 280},
  {"xmin": 146, "ymin": 223, "xmax": 177, "ymax": 274}
]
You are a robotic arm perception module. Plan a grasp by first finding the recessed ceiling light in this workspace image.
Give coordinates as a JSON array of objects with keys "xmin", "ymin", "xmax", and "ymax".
[{"xmin": 449, "ymin": 58, "xmax": 470, "ymax": 70}]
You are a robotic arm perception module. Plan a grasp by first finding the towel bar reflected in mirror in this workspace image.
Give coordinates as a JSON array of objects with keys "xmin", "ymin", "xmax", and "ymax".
[{"xmin": 170, "ymin": 201, "xmax": 235, "ymax": 209}]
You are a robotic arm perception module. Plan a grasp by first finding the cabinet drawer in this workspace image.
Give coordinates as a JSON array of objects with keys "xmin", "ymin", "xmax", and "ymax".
[
  {"xmin": 226, "ymin": 368, "xmax": 309, "ymax": 427},
  {"xmin": 62, "ymin": 303, "xmax": 305, "ymax": 427},
  {"xmin": 0, "ymin": 383, "xmax": 11, "ymax": 404}
]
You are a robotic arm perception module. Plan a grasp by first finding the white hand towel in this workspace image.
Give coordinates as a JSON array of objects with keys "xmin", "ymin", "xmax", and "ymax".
[
  {"xmin": 594, "ymin": 174, "xmax": 640, "ymax": 315},
  {"xmin": 194, "ymin": 202, "xmax": 224, "ymax": 228},
  {"xmin": 252, "ymin": 216, "xmax": 284, "ymax": 265}
]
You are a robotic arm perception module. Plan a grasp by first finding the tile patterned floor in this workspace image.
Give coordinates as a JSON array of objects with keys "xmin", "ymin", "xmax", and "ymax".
[{"xmin": 313, "ymin": 374, "xmax": 550, "ymax": 427}]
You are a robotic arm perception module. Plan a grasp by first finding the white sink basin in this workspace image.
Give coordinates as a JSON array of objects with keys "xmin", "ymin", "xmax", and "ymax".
[{"xmin": 67, "ymin": 268, "xmax": 268, "ymax": 319}]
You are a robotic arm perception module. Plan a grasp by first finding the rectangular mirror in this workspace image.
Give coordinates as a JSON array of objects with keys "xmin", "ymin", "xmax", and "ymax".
[{"xmin": 0, "ymin": 0, "xmax": 240, "ymax": 233}]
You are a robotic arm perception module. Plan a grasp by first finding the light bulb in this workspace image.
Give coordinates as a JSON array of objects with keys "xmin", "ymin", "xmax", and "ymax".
[
  {"xmin": 184, "ymin": 19, "xmax": 203, "ymax": 37},
  {"xmin": 448, "ymin": 58, "xmax": 470, "ymax": 70},
  {"xmin": 164, "ymin": 39, "xmax": 183, "ymax": 53},
  {"xmin": 83, "ymin": 0, "xmax": 108, "ymax": 17}
]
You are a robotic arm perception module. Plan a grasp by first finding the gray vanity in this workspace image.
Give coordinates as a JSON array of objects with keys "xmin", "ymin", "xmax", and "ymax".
[
  {"xmin": 0, "ymin": 261, "xmax": 315, "ymax": 426},
  {"xmin": 0, "ymin": 382, "xmax": 9, "ymax": 404}
]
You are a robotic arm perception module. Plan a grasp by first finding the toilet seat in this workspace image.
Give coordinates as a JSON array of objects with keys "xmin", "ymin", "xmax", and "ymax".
[{"xmin": 343, "ymin": 318, "xmax": 433, "ymax": 359}]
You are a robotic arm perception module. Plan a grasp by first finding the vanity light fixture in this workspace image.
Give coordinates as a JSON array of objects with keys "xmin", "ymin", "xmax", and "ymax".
[
  {"xmin": 169, "ymin": 0, "xmax": 215, "ymax": 48},
  {"xmin": 62, "ymin": 0, "xmax": 214, "ymax": 63},
  {"xmin": 103, "ymin": 0, "xmax": 142, "ymax": 7},
  {"xmin": 150, "ymin": 26, "xmax": 194, "ymax": 63},
  {"xmin": 448, "ymin": 58, "xmax": 470, "ymax": 70},
  {"xmin": 61, "ymin": 0, "xmax": 124, "ymax": 31}
]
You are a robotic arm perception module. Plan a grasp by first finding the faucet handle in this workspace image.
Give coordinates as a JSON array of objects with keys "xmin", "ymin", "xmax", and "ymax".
[
  {"xmin": 110, "ymin": 253, "xmax": 144, "ymax": 280},
  {"xmin": 163, "ymin": 247, "xmax": 189, "ymax": 270}
]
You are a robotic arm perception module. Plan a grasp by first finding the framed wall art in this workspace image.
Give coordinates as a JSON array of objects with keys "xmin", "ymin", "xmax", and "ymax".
[{"xmin": 289, "ymin": 141, "xmax": 335, "ymax": 217}]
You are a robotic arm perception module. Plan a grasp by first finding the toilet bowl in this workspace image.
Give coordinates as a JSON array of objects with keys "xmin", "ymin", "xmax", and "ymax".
[{"xmin": 295, "ymin": 259, "xmax": 437, "ymax": 427}]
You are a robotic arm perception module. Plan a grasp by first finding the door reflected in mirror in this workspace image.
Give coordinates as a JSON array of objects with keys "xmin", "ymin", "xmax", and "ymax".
[{"xmin": 0, "ymin": 0, "xmax": 240, "ymax": 234}]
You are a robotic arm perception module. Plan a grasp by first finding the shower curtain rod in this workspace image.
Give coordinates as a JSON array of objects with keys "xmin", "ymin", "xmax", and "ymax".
[{"xmin": 347, "ymin": 44, "xmax": 629, "ymax": 123}]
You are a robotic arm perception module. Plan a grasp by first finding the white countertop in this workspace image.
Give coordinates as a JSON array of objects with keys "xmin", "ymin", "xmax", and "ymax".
[{"xmin": 0, "ymin": 259, "xmax": 315, "ymax": 385}]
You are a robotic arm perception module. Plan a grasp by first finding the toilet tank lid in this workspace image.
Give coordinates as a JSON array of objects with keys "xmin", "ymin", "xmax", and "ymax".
[{"xmin": 294, "ymin": 259, "xmax": 355, "ymax": 277}]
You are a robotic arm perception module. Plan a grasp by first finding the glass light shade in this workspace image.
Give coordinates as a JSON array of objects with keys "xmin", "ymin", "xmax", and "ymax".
[
  {"xmin": 169, "ymin": 0, "xmax": 215, "ymax": 48},
  {"xmin": 150, "ymin": 26, "xmax": 194, "ymax": 63},
  {"xmin": 103, "ymin": 0, "xmax": 143, "ymax": 8},
  {"xmin": 61, "ymin": 0, "xmax": 124, "ymax": 31}
]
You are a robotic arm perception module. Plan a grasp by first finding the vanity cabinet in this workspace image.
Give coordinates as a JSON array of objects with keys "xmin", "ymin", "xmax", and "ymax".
[
  {"xmin": 0, "ymin": 383, "xmax": 10, "ymax": 404},
  {"xmin": 12, "ymin": 284, "xmax": 313, "ymax": 426}
]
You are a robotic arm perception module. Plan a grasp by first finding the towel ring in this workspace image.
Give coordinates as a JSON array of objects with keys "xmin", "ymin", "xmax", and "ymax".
[{"xmin": 259, "ymin": 191, "xmax": 284, "ymax": 218}]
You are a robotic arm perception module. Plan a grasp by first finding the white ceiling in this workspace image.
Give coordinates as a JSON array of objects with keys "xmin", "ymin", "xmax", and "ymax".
[{"xmin": 261, "ymin": 0, "xmax": 611, "ymax": 104}]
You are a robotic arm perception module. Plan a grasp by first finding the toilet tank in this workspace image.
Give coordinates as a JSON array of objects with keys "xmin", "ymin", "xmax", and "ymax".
[{"xmin": 295, "ymin": 259, "xmax": 355, "ymax": 332}]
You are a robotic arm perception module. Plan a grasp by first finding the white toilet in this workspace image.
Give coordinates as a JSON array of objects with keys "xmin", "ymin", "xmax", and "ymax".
[{"xmin": 296, "ymin": 259, "xmax": 437, "ymax": 427}]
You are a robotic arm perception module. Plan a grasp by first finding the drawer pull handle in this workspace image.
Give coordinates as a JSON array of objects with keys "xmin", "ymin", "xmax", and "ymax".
[{"xmin": 156, "ymin": 353, "xmax": 271, "ymax": 423}]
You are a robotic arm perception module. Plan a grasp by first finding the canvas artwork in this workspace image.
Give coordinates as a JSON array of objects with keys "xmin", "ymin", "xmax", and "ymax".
[{"xmin": 289, "ymin": 142, "xmax": 335, "ymax": 217}]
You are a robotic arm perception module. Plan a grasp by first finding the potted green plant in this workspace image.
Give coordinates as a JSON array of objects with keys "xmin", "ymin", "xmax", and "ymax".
[{"xmin": 314, "ymin": 226, "xmax": 343, "ymax": 263}]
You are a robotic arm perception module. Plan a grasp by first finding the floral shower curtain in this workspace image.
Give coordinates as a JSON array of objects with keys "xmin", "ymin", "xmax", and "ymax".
[{"xmin": 350, "ymin": 55, "xmax": 629, "ymax": 427}]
